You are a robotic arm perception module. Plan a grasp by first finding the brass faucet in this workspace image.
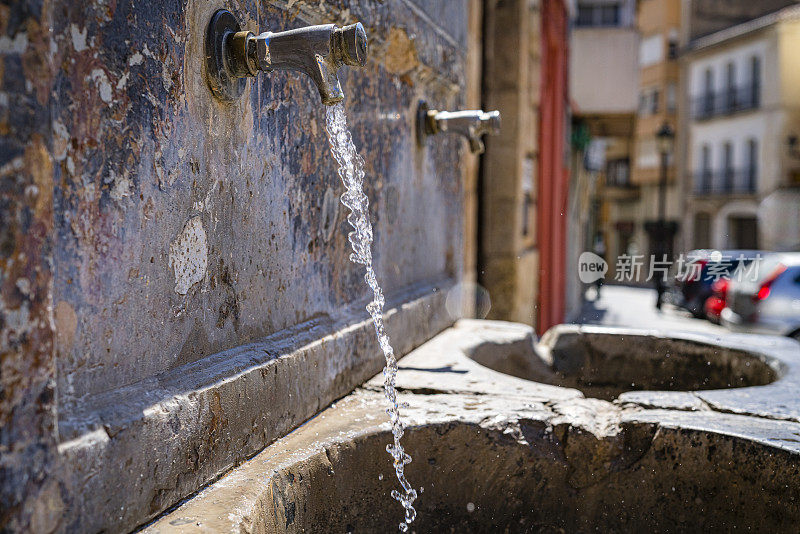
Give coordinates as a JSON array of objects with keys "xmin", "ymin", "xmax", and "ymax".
[
  {"xmin": 417, "ymin": 101, "xmax": 501, "ymax": 153},
  {"xmin": 206, "ymin": 10, "xmax": 367, "ymax": 105}
]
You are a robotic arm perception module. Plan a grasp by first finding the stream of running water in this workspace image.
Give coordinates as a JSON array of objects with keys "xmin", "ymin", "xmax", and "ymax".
[{"xmin": 325, "ymin": 103, "xmax": 418, "ymax": 532}]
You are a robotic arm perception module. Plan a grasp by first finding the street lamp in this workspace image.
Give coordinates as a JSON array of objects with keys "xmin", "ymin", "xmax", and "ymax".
[
  {"xmin": 656, "ymin": 122, "xmax": 675, "ymax": 224},
  {"xmin": 656, "ymin": 122, "xmax": 675, "ymax": 150},
  {"xmin": 653, "ymin": 121, "xmax": 675, "ymax": 310}
]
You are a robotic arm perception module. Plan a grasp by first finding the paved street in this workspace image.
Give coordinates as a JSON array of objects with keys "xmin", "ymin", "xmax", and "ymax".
[{"xmin": 574, "ymin": 284, "xmax": 727, "ymax": 335}]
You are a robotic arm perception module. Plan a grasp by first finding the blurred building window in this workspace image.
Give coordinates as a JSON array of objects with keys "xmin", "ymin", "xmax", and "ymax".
[
  {"xmin": 729, "ymin": 215, "xmax": 758, "ymax": 249},
  {"xmin": 750, "ymin": 55, "xmax": 761, "ymax": 106},
  {"xmin": 692, "ymin": 57, "xmax": 761, "ymax": 120},
  {"xmin": 576, "ymin": 2, "xmax": 622, "ymax": 27},
  {"xmin": 698, "ymin": 144, "xmax": 712, "ymax": 192},
  {"xmin": 639, "ymin": 87, "xmax": 660, "ymax": 115},
  {"xmin": 601, "ymin": 5, "xmax": 620, "ymax": 25},
  {"xmin": 666, "ymin": 83, "xmax": 677, "ymax": 113},
  {"xmin": 723, "ymin": 142, "xmax": 734, "ymax": 191},
  {"xmin": 725, "ymin": 62, "xmax": 737, "ymax": 111},
  {"xmin": 640, "ymin": 34, "xmax": 664, "ymax": 67},
  {"xmin": 584, "ymin": 138, "xmax": 607, "ymax": 172},
  {"xmin": 606, "ymin": 158, "xmax": 631, "ymax": 186},
  {"xmin": 577, "ymin": 5, "xmax": 593, "ymax": 26},
  {"xmin": 747, "ymin": 138, "xmax": 758, "ymax": 192},
  {"xmin": 703, "ymin": 68, "xmax": 714, "ymax": 111},
  {"xmin": 637, "ymin": 139, "xmax": 658, "ymax": 169}
]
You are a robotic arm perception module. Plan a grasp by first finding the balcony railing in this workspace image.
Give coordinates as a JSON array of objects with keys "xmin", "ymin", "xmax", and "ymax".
[
  {"xmin": 692, "ymin": 169, "xmax": 758, "ymax": 195},
  {"xmin": 691, "ymin": 83, "xmax": 760, "ymax": 120}
]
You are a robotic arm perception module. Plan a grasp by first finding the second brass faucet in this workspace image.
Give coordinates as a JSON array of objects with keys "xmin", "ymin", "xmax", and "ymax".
[{"xmin": 418, "ymin": 101, "xmax": 501, "ymax": 154}]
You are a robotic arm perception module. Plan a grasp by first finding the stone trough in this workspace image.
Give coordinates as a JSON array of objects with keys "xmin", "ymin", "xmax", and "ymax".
[
  {"xmin": 146, "ymin": 320, "xmax": 800, "ymax": 533},
  {"xmin": 471, "ymin": 322, "xmax": 779, "ymax": 400}
]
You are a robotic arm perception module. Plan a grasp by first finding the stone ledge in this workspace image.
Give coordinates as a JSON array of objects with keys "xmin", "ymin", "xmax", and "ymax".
[{"xmin": 56, "ymin": 279, "xmax": 454, "ymax": 533}]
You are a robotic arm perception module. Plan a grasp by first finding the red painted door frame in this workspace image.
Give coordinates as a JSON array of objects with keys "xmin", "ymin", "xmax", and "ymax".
[{"xmin": 536, "ymin": 0, "xmax": 570, "ymax": 334}]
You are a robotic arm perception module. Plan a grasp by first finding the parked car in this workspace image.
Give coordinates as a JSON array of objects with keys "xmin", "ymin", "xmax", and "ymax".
[
  {"xmin": 672, "ymin": 249, "xmax": 764, "ymax": 318},
  {"xmin": 703, "ymin": 277, "xmax": 729, "ymax": 323},
  {"xmin": 722, "ymin": 253, "xmax": 800, "ymax": 340}
]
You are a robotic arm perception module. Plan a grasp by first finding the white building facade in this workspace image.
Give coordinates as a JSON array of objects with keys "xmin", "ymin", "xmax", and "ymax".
[{"xmin": 684, "ymin": 8, "xmax": 800, "ymax": 252}]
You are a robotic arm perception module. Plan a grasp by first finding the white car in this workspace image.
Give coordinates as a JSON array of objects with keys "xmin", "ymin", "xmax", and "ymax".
[{"xmin": 722, "ymin": 253, "xmax": 800, "ymax": 340}]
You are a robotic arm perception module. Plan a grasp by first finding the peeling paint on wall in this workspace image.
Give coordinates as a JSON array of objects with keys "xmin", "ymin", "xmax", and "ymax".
[{"xmin": 169, "ymin": 216, "xmax": 208, "ymax": 295}]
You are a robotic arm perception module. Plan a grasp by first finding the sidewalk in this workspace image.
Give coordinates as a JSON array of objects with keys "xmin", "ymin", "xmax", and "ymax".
[{"xmin": 574, "ymin": 284, "xmax": 727, "ymax": 335}]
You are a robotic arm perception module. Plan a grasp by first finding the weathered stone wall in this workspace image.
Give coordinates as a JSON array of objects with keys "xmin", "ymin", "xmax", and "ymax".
[
  {"xmin": 0, "ymin": 2, "xmax": 59, "ymax": 531},
  {"xmin": 50, "ymin": 0, "xmax": 465, "ymax": 412},
  {"xmin": 0, "ymin": 1, "xmax": 473, "ymax": 531}
]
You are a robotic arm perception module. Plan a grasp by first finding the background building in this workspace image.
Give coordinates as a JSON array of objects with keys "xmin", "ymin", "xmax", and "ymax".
[
  {"xmin": 628, "ymin": 0, "xmax": 683, "ymax": 269},
  {"xmin": 571, "ymin": 0, "xmax": 684, "ymax": 290},
  {"xmin": 568, "ymin": 0, "xmax": 639, "ymax": 293},
  {"xmin": 682, "ymin": 4, "xmax": 800, "ymax": 251}
]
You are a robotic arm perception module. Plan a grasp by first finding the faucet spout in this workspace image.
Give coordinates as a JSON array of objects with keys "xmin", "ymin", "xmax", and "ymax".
[
  {"xmin": 417, "ymin": 101, "xmax": 501, "ymax": 154},
  {"xmin": 205, "ymin": 10, "xmax": 368, "ymax": 105},
  {"xmin": 247, "ymin": 23, "xmax": 367, "ymax": 105}
]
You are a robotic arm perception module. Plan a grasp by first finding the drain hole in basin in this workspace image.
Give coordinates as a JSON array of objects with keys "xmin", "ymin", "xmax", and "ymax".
[{"xmin": 468, "ymin": 331, "xmax": 779, "ymax": 401}]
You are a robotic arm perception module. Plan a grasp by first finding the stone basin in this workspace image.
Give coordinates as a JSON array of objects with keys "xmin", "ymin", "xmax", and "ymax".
[
  {"xmin": 147, "ymin": 321, "xmax": 800, "ymax": 533},
  {"xmin": 149, "ymin": 399, "xmax": 800, "ymax": 533},
  {"xmin": 468, "ymin": 322, "xmax": 781, "ymax": 400}
]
